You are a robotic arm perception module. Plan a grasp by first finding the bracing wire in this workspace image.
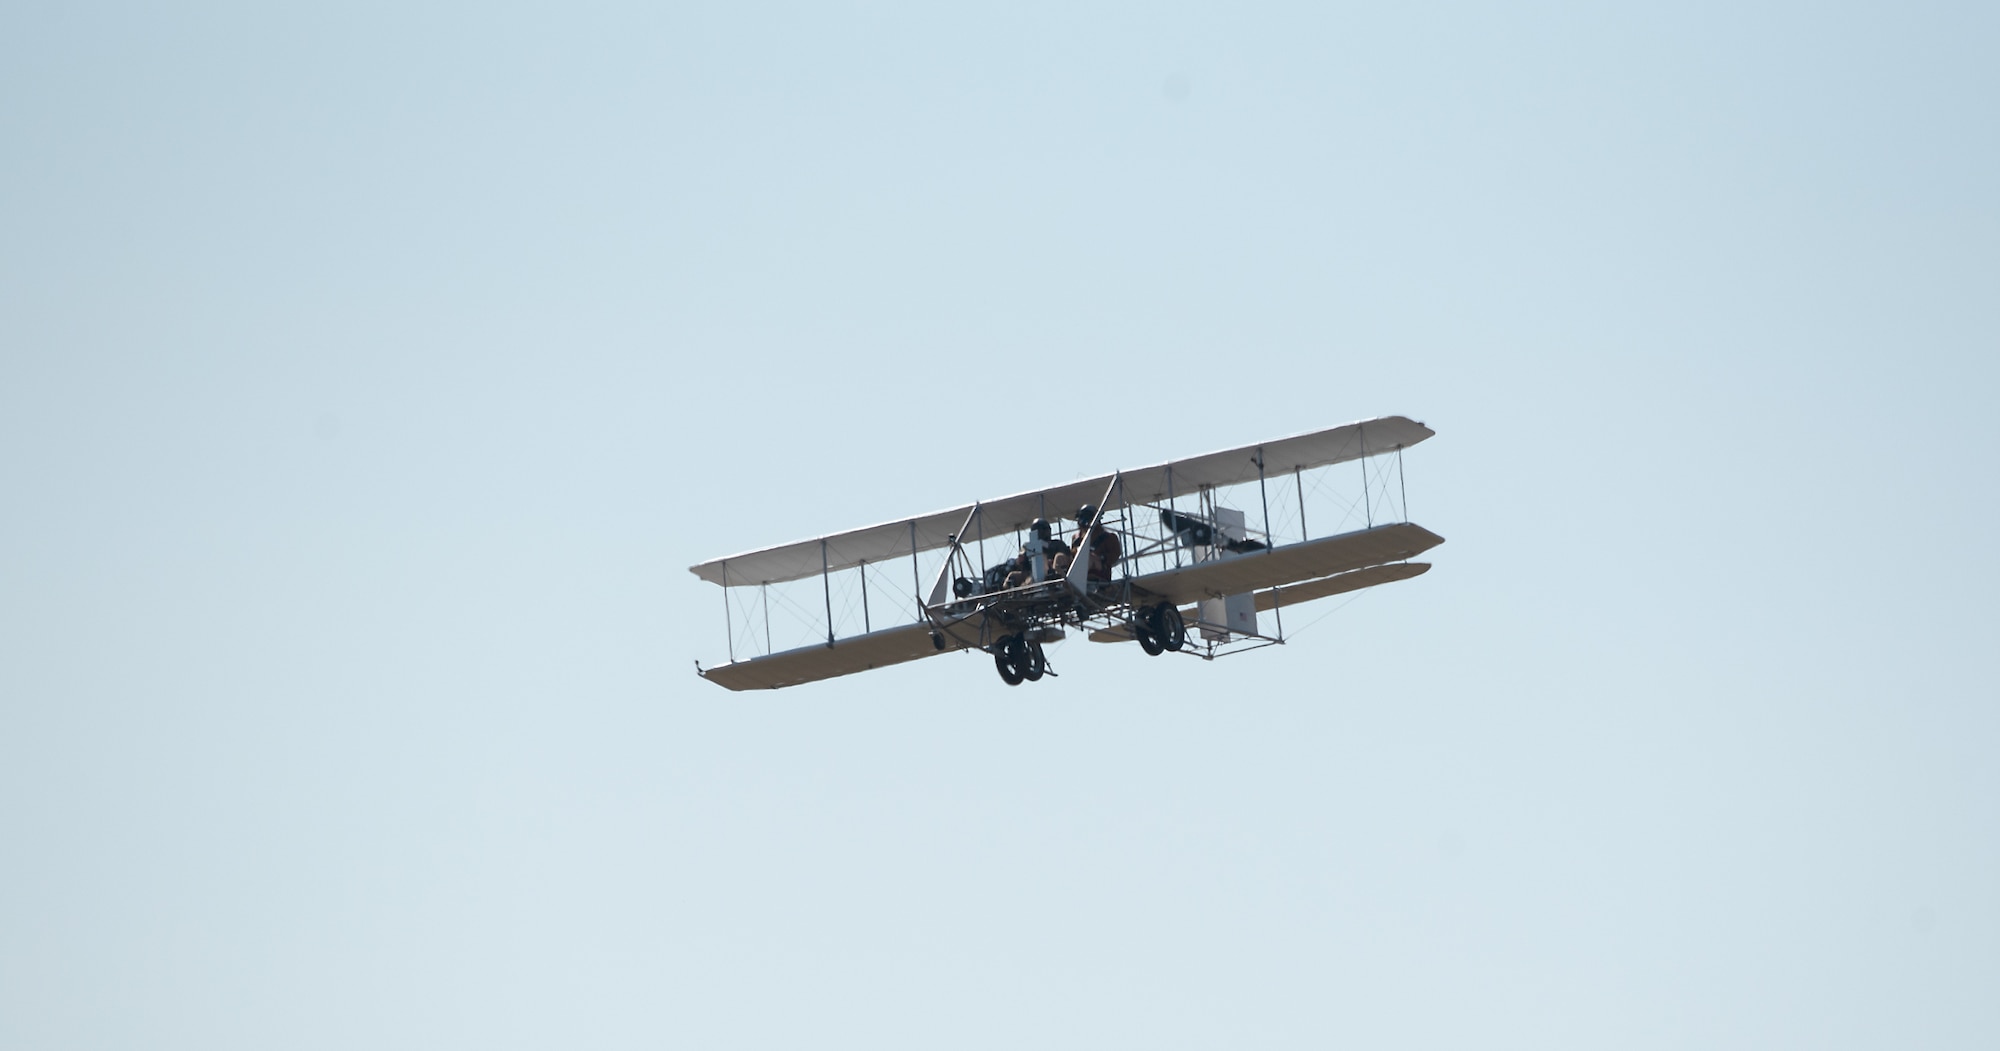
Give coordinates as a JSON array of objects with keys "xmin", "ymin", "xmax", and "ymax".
[{"xmin": 1280, "ymin": 588, "xmax": 1374, "ymax": 640}]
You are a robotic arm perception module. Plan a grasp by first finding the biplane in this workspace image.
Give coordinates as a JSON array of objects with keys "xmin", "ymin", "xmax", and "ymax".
[{"xmin": 690, "ymin": 416, "xmax": 1443, "ymax": 690}]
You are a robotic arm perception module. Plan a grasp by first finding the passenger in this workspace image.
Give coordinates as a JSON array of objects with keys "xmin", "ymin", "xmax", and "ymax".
[
  {"xmin": 1004, "ymin": 518, "xmax": 1071, "ymax": 588},
  {"xmin": 1063, "ymin": 503, "xmax": 1122, "ymax": 584}
]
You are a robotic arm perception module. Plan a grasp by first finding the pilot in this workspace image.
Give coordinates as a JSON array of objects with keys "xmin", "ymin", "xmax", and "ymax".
[
  {"xmin": 1003, "ymin": 518, "xmax": 1071, "ymax": 588},
  {"xmin": 1058, "ymin": 503, "xmax": 1121, "ymax": 584}
]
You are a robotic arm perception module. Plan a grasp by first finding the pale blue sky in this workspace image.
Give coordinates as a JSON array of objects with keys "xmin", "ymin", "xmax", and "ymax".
[{"xmin": 4, "ymin": 2, "xmax": 1997, "ymax": 1048}]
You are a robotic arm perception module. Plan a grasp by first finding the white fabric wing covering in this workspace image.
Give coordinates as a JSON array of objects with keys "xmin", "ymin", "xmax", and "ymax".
[
  {"xmin": 1084, "ymin": 561, "xmax": 1432, "ymax": 643},
  {"xmin": 690, "ymin": 415, "xmax": 1433, "ymax": 587},
  {"xmin": 697, "ymin": 622, "xmax": 948, "ymax": 691},
  {"xmin": 1126, "ymin": 523, "xmax": 1442, "ymax": 607}
]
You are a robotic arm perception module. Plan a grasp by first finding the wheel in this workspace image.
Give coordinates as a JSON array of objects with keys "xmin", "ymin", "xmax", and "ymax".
[
  {"xmin": 1156, "ymin": 602, "xmax": 1186, "ymax": 652},
  {"xmin": 1135, "ymin": 608, "xmax": 1165, "ymax": 656},
  {"xmin": 994, "ymin": 634, "xmax": 1026, "ymax": 686},
  {"xmin": 1022, "ymin": 640, "xmax": 1047, "ymax": 681},
  {"xmin": 994, "ymin": 647, "xmax": 1026, "ymax": 685}
]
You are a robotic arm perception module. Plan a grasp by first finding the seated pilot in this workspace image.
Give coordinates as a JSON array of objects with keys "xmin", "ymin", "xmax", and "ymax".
[
  {"xmin": 1053, "ymin": 503, "xmax": 1121, "ymax": 584},
  {"xmin": 1003, "ymin": 518, "xmax": 1071, "ymax": 588}
]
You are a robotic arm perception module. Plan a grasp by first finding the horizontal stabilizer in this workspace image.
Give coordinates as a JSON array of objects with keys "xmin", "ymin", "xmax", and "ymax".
[
  {"xmin": 1255, "ymin": 560, "xmax": 1430, "ymax": 611},
  {"xmin": 1088, "ymin": 560, "xmax": 1433, "ymax": 642},
  {"xmin": 1126, "ymin": 522, "xmax": 1443, "ymax": 607}
]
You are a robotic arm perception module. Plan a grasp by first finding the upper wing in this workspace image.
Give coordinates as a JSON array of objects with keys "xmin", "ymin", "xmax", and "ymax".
[
  {"xmin": 697, "ymin": 621, "xmax": 950, "ymax": 691},
  {"xmin": 1126, "ymin": 522, "xmax": 1444, "ymax": 606},
  {"xmin": 688, "ymin": 415, "xmax": 1434, "ymax": 587}
]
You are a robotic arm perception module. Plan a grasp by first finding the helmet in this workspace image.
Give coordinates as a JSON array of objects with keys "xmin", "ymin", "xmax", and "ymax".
[
  {"xmin": 1030, "ymin": 518, "xmax": 1051, "ymax": 540},
  {"xmin": 1076, "ymin": 504, "xmax": 1097, "ymax": 526}
]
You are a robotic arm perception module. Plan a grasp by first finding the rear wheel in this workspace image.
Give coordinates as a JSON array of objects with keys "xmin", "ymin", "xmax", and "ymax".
[
  {"xmin": 1022, "ymin": 640, "xmax": 1047, "ymax": 681},
  {"xmin": 1156, "ymin": 602, "xmax": 1186, "ymax": 652}
]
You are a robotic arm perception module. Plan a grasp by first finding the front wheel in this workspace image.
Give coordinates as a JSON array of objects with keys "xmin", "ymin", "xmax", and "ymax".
[
  {"xmin": 1022, "ymin": 640, "xmax": 1047, "ymax": 681},
  {"xmin": 994, "ymin": 635, "xmax": 1026, "ymax": 685},
  {"xmin": 1135, "ymin": 608, "xmax": 1165, "ymax": 656}
]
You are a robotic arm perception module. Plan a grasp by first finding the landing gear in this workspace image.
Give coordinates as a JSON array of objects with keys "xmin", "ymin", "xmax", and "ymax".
[
  {"xmin": 1135, "ymin": 602, "xmax": 1185, "ymax": 656},
  {"xmin": 994, "ymin": 635, "xmax": 1026, "ymax": 685},
  {"xmin": 1136, "ymin": 615, "xmax": 1164, "ymax": 655},
  {"xmin": 1155, "ymin": 602, "xmax": 1186, "ymax": 652},
  {"xmin": 1023, "ymin": 641, "xmax": 1046, "ymax": 681},
  {"xmin": 992, "ymin": 634, "xmax": 1050, "ymax": 686}
]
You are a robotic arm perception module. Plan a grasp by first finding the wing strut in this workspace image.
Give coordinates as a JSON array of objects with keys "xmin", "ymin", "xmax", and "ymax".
[
  {"xmin": 1295, "ymin": 466, "xmax": 1307, "ymax": 540},
  {"xmin": 1360, "ymin": 421, "xmax": 1370, "ymax": 528},
  {"xmin": 1064, "ymin": 472, "xmax": 1125, "ymax": 594},
  {"xmin": 1257, "ymin": 445, "xmax": 1272, "ymax": 553},
  {"xmin": 821, "ymin": 539, "xmax": 834, "ymax": 648},
  {"xmin": 1398, "ymin": 444, "xmax": 1408, "ymax": 520},
  {"xmin": 927, "ymin": 503, "xmax": 981, "ymax": 608},
  {"xmin": 909, "ymin": 521, "xmax": 921, "ymax": 622}
]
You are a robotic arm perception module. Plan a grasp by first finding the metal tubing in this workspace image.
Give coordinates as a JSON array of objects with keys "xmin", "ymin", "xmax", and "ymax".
[
  {"xmin": 821, "ymin": 540, "xmax": 834, "ymax": 647},
  {"xmin": 1295, "ymin": 466, "xmax": 1307, "ymax": 542},
  {"xmin": 859, "ymin": 559, "xmax": 870, "ymax": 633},
  {"xmin": 1398, "ymin": 444, "xmax": 1408, "ymax": 522},
  {"xmin": 928, "ymin": 504, "xmax": 981, "ymax": 611},
  {"xmin": 1360, "ymin": 424, "xmax": 1372, "ymax": 528},
  {"xmin": 1256, "ymin": 446, "xmax": 1272, "ymax": 552},
  {"xmin": 910, "ymin": 521, "xmax": 921, "ymax": 621},
  {"xmin": 723, "ymin": 560, "xmax": 734, "ymax": 662},
  {"xmin": 762, "ymin": 582, "xmax": 771, "ymax": 655},
  {"xmin": 1116, "ymin": 474, "xmax": 1129, "ymax": 579},
  {"xmin": 1066, "ymin": 474, "xmax": 1124, "ymax": 593}
]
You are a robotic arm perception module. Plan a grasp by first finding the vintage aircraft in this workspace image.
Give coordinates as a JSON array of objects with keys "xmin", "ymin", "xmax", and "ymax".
[{"xmin": 690, "ymin": 416, "xmax": 1443, "ymax": 690}]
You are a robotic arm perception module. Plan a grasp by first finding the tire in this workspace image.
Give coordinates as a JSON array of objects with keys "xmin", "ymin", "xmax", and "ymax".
[
  {"xmin": 994, "ymin": 635, "xmax": 1026, "ymax": 686},
  {"xmin": 1135, "ymin": 608, "xmax": 1165, "ymax": 656},
  {"xmin": 1157, "ymin": 602, "xmax": 1186, "ymax": 652},
  {"xmin": 1022, "ymin": 641, "xmax": 1046, "ymax": 681}
]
